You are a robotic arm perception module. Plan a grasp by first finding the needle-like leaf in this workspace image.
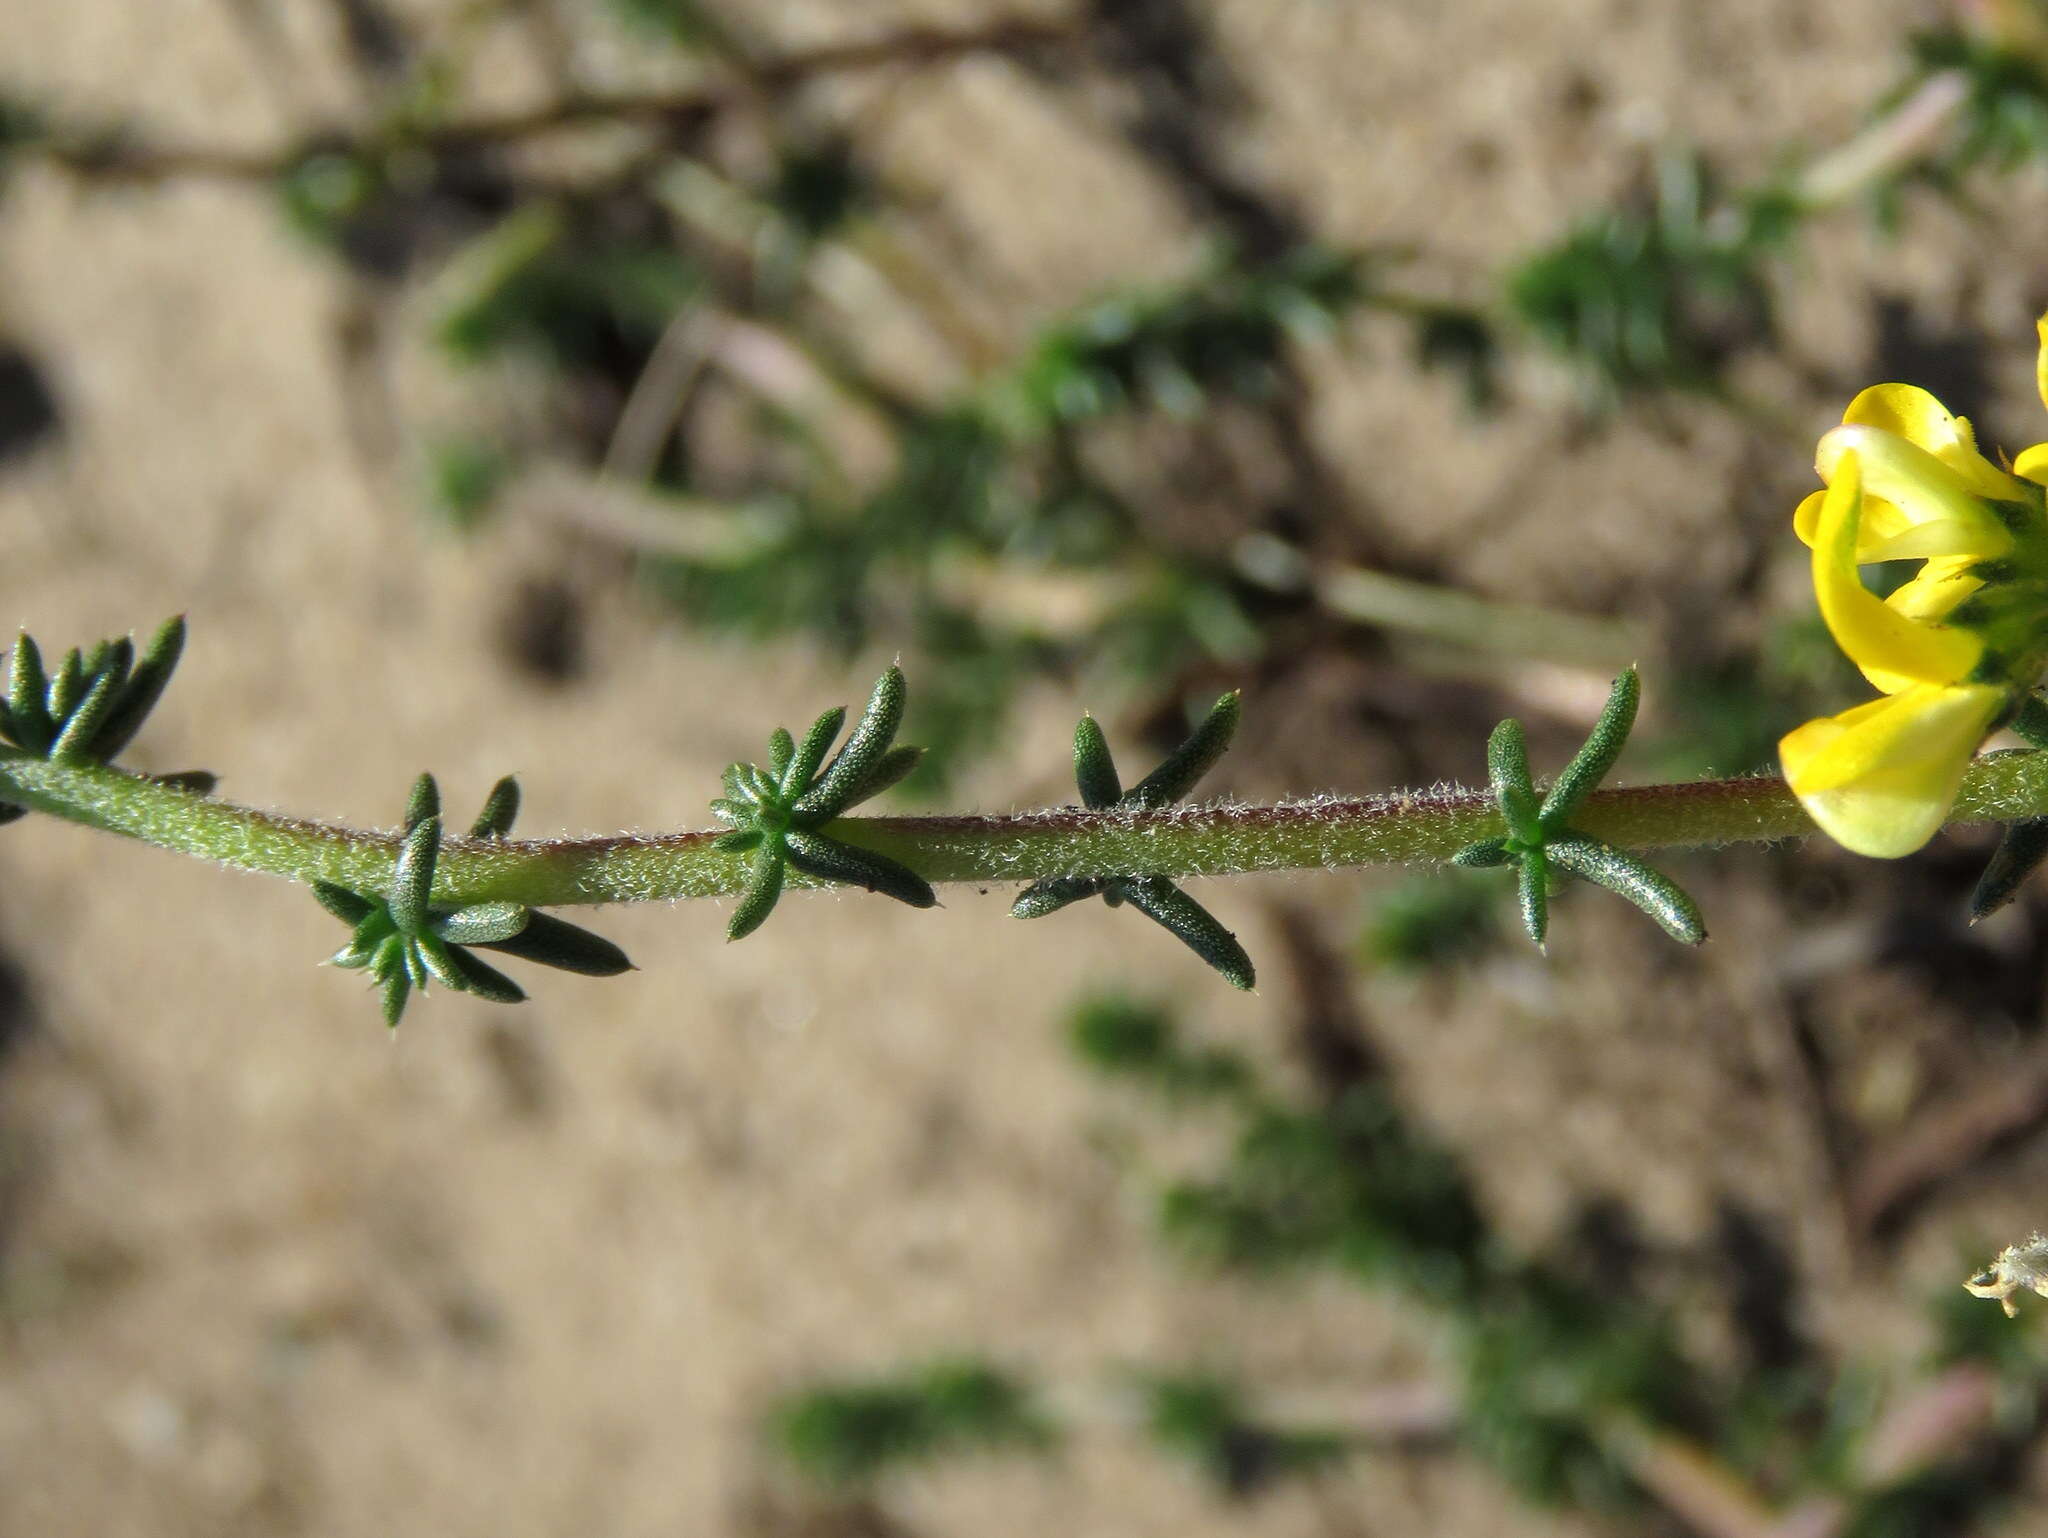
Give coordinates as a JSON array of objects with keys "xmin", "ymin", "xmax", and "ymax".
[
  {"xmin": 391, "ymin": 814, "xmax": 440, "ymax": 935},
  {"xmin": 728, "ymin": 844, "xmax": 787, "ymax": 941},
  {"xmin": 1540, "ymin": 669, "xmax": 1639, "ymax": 830},
  {"xmin": 784, "ymin": 830, "xmax": 937, "ymax": 909},
  {"xmin": 474, "ymin": 910, "xmax": 634, "ymax": 976},
  {"xmin": 7, "ymin": 633, "xmax": 51, "ymax": 754},
  {"xmin": 1516, "ymin": 853, "xmax": 1550, "ymax": 949},
  {"xmin": 92, "ymin": 615, "xmax": 185, "ymax": 760},
  {"xmin": 312, "ymin": 879, "xmax": 377, "ymax": 925},
  {"xmin": 433, "ymin": 901, "xmax": 530, "ymax": 945},
  {"xmin": 1486, "ymin": 719, "xmax": 1540, "ymax": 845},
  {"xmin": 795, "ymin": 666, "xmax": 905, "ymax": 821},
  {"xmin": 1973, "ymin": 817, "xmax": 2048, "ymax": 921},
  {"xmin": 783, "ymin": 706, "xmax": 847, "ymax": 799},
  {"xmin": 1127, "ymin": 692, "xmax": 1239, "ymax": 809},
  {"xmin": 1119, "ymin": 876, "xmax": 1255, "ymax": 990},
  {"xmin": 469, "ymin": 775, "xmax": 521, "ymax": 840},
  {"xmin": 1011, "ymin": 875, "xmax": 1108, "ymax": 919},
  {"xmin": 48, "ymin": 662, "xmax": 127, "ymax": 762},
  {"xmin": 1073, "ymin": 716, "xmax": 1123, "ymax": 810},
  {"xmin": 404, "ymin": 772, "xmax": 441, "ymax": 832},
  {"xmin": 1546, "ymin": 834, "xmax": 1706, "ymax": 944},
  {"xmin": 45, "ymin": 648, "xmax": 83, "ymax": 726}
]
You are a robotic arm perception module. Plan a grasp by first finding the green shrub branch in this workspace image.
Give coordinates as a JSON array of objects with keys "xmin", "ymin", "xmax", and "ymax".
[{"xmin": 8, "ymin": 746, "xmax": 2048, "ymax": 911}]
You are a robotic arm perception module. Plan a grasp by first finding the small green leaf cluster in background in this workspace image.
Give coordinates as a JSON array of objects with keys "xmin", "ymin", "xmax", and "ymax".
[
  {"xmin": 768, "ymin": 1360, "xmax": 1052, "ymax": 1487},
  {"xmin": 1012, "ymin": 693, "xmax": 1255, "ymax": 990},
  {"xmin": 712, "ymin": 667, "xmax": 933, "ymax": 940},
  {"xmin": 1356, "ymin": 872, "xmax": 1499, "ymax": 972},
  {"xmin": 1506, "ymin": 153, "xmax": 1799, "ymax": 399},
  {"xmin": 315, "ymin": 773, "xmax": 631, "ymax": 1027},
  {"xmin": 434, "ymin": 204, "xmax": 699, "ymax": 372},
  {"xmin": 1454, "ymin": 669, "xmax": 1707, "ymax": 948},
  {"xmin": 1067, "ymin": 992, "xmax": 1251, "ymax": 1102},
  {"xmin": 1002, "ymin": 246, "xmax": 1368, "ymax": 427},
  {"xmin": 763, "ymin": 993, "xmax": 2048, "ymax": 1521},
  {"xmin": 1140, "ymin": 1373, "xmax": 1349, "ymax": 1498}
]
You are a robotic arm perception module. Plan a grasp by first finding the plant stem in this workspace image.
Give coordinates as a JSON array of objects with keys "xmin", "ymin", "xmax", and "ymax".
[{"xmin": 9, "ymin": 748, "xmax": 2048, "ymax": 910}]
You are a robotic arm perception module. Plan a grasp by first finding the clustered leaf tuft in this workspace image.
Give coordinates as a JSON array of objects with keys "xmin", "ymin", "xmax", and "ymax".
[
  {"xmin": 710, "ymin": 666, "xmax": 936, "ymax": 940},
  {"xmin": 315, "ymin": 773, "xmax": 632, "ymax": 1027},
  {"xmin": 1453, "ymin": 669, "xmax": 1707, "ymax": 949},
  {"xmin": 0, "ymin": 616, "xmax": 210, "ymax": 826},
  {"xmin": 1011, "ymin": 693, "xmax": 1256, "ymax": 990}
]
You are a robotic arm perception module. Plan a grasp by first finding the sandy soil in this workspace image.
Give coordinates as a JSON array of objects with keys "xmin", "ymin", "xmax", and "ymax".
[{"xmin": 6, "ymin": 2, "xmax": 2048, "ymax": 1534}]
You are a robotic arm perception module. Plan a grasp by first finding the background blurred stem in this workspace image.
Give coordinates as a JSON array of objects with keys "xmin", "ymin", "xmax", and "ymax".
[{"xmin": 1791, "ymin": 70, "xmax": 1972, "ymax": 211}]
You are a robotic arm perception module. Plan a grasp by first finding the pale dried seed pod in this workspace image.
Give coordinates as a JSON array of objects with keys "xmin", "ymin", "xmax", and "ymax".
[{"xmin": 1963, "ymin": 1234, "xmax": 2048, "ymax": 1318}]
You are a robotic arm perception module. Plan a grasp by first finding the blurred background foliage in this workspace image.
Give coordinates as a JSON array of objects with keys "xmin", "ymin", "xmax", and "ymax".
[{"xmin": 16, "ymin": 1, "xmax": 2048, "ymax": 1534}]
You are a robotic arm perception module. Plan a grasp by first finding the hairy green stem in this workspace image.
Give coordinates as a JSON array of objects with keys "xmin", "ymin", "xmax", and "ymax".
[{"xmin": 7, "ymin": 750, "xmax": 2048, "ymax": 909}]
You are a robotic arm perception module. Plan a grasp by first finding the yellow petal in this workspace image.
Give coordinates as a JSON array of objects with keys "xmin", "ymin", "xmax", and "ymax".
[
  {"xmin": 1816, "ymin": 426, "xmax": 2015, "ymax": 559},
  {"xmin": 2013, "ymin": 441, "xmax": 2048, "ymax": 486},
  {"xmin": 1779, "ymin": 682, "xmax": 2005, "ymax": 857},
  {"xmin": 2037, "ymin": 311, "xmax": 2048, "ymax": 417},
  {"xmin": 1809, "ymin": 454, "xmax": 1981, "ymax": 689},
  {"xmin": 1793, "ymin": 485, "xmax": 1917, "ymax": 554},
  {"xmin": 1841, "ymin": 383, "xmax": 2025, "ymax": 501},
  {"xmin": 1887, "ymin": 554, "xmax": 1983, "ymax": 625}
]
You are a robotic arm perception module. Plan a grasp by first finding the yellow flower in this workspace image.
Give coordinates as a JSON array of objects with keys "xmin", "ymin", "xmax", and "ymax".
[{"xmin": 1779, "ymin": 315, "xmax": 2048, "ymax": 857}]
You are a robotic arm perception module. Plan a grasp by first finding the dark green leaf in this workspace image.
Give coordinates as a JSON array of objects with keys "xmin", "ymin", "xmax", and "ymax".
[
  {"xmin": 149, "ymin": 769, "xmax": 217, "ymax": 795},
  {"xmin": 1011, "ymin": 875, "xmax": 1108, "ymax": 919},
  {"xmin": 6, "ymin": 633, "xmax": 50, "ymax": 754},
  {"xmin": 1973, "ymin": 816, "xmax": 2048, "ymax": 921},
  {"xmin": 784, "ymin": 829, "xmax": 936, "ymax": 909},
  {"xmin": 469, "ymin": 775, "xmax": 521, "ymax": 840},
  {"xmin": 329, "ymin": 938, "xmax": 376, "ymax": 970},
  {"xmin": 404, "ymin": 773, "xmax": 441, "ymax": 832},
  {"xmin": 47, "ymin": 661, "xmax": 125, "ymax": 762},
  {"xmin": 1073, "ymin": 715, "xmax": 1122, "ymax": 809},
  {"xmin": 45, "ymin": 647, "xmax": 83, "ymax": 725},
  {"xmin": 433, "ymin": 901, "xmax": 530, "ymax": 945},
  {"xmin": 391, "ymin": 815, "xmax": 440, "ymax": 934},
  {"xmin": 727, "ymin": 845, "xmax": 786, "ymax": 941},
  {"xmin": 92, "ymin": 615, "xmax": 185, "ymax": 760},
  {"xmin": 475, "ymin": 909, "xmax": 634, "ymax": 975},
  {"xmin": 795, "ymin": 667, "xmax": 906, "ymax": 821},
  {"xmin": 840, "ymin": 744, "xmax": 924, "ymax": 808},
  {"xmin": 713, "ymin": 827, "xmax": 763, "ymax": 852},
  {"xmin": 721, "ymin": 763, "xmax": 763, "ymax": 806},
  {"xmin": 1547, "ymin": 835, "xmax": 1706, "ymax": 943},
  {"xmin": 1127, "ymin": 692, "xmax": 1239, "ymax": 809},
  {"xmin": 1486, "ymin": 719, "xmax": 1539, "ymax": 843},
  {"xmin": 1540, "ymin": 669, "xmax": 1639, "ymax": 830},
  {"xmin": 443, "ymin": 944, "xmax": 527, "ymax": 1004},
  {"xmin": 380, "ymin": 968, "xmax": 411, "ymax": 1028},
  {"xmin": 1450, "ymin": 837, "xmax": 1513, "ymax": 869},
  {"xmin": 766, "ymin": 727, "xmax": 796, "ymax": 783},
  {"xmin": 311, "ymin": 879, "xmax": 376, "ymax": 925},
  {"xmin": 333, "ymin": 909, "xmax": 395, "ymax": 968},
  {"xmin": 782, "ymin": 706, "xmax": 846, "ymax": 798},
  {"xmin": 2014, "ymin": 695, "xmax": 2048, "ymax": 751},
  {"xmin": 81, "ymin": 637, "xmax": 133, "ymax": 696},
  {"xmin": 414, "ymin": 933, "xmax": 469, "ymax": 992},
  {"xmin": 1516, "ymin": 853, "xmax": 1549, "ymax": 949},
  {"xmin": 1119, "ymin": 876, "xmax": 1255, "ymax": 990}
]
